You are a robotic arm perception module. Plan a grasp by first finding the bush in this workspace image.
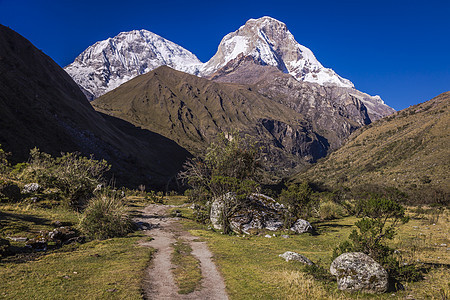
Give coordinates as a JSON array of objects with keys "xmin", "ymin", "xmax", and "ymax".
[
  {"xmin": 19, "ymin": 149, "xmax": 110, "ymax": 208},
  {"xmin": 0, "ymin": 146, "xmax": 9, "ymax": 175},
  {"xmin": 0, "ymin": 180, "xmax": 21, "ymax": 203},
  {"xmin": 278, "ymin": 182, "xmax": 316, "ymax": 227},
  {"xmin": 333, "ymin": 196, "xmax": 421, "ymax": 283},
  {"xmin": 318, "ymin": 200, "xmax": 345, "ymax": 220},
  {"xmin": 79, "ymin": 193, "xmax": 133, "ymax": 240}
]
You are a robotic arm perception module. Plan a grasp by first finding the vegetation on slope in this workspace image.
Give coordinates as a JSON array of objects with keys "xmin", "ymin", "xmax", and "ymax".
[{"xmin": 294, "ymin": 92, "xmax": 450, "ymax": 205}]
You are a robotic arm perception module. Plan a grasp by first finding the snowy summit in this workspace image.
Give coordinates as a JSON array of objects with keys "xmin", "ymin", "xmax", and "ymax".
[
  {"xmin": 201, "ymin": 16, "xmax": 354, "ymax": 88},
  {"xmin": 65, "ymin": 16, "xmax": 383, "ymax": 102},
  {"xmin": 64, "ymin": 30, "xmax": 203, "ymax": 100}
]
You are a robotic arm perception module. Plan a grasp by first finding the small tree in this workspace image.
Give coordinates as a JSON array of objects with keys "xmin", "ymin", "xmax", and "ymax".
[
  {"xmin": 334, "ymin": 197, "xmax": 420, "ymax": 283},
  {"xmin": 179, "ymin": 132, "xmax": 261, "ymax": 232},
  {"xmin": 0, "ymin": 145, "xmax": 10, "ymax": 175},
  {"xmin": 279, "ymin": 182, "xmax": 314, "ymax": 227}
]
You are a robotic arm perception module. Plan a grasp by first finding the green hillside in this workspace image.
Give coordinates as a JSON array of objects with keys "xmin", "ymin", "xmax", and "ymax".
[{"xmin": 294, "ymin": 92, "xmax": 450, "ymax": 204}]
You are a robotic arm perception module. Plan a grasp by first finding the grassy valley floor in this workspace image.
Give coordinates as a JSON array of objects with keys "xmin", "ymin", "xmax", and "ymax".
[{"xmin": 1, "ymin": 197, "xmax": 448, "ymax": 299}]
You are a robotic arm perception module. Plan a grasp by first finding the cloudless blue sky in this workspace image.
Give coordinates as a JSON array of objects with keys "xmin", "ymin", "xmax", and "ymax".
[{"xmin": 1, "ymin": 0, "xmax": 449, "ymax": 110}]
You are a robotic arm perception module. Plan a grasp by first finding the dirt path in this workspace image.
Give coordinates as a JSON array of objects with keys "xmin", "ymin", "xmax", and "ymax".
[{"xmin": 137, "ymin": 204, "xmax": 228, "ymax": 300}]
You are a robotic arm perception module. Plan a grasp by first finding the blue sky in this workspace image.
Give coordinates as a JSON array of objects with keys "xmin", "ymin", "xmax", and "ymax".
[{"xmin": 1, "ymin": 0, "xmax": 449, "ymax": 110}]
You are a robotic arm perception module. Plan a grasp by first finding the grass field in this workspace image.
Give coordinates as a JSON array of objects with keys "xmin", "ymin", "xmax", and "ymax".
[
  {"xmin": 0, "ymin": 200, "xmax": 154, "ymax": 299},
  {"xmin": 175, "ymin": 200, "xmax": 449, "ymax": 299}
]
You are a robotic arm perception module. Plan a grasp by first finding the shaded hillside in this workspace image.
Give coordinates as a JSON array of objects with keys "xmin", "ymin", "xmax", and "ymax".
[
  {"xmin": 0, "ymin": 24, "xmax": 190, "ymax": 188},
  {"xmin": 93, "ymin": 66, "xmax": 332, "ymax": 177},
  {"xmin": 294, "ymin": 92, "xmax": 450, "ymax": 204}
]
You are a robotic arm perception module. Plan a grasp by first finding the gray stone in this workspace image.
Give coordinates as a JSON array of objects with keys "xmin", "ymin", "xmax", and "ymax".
[
  {"xmin": 22, "ymin": 183, "xmax": 41, "ymax": 194},
  {"xmin": 330, "ymin": 252, "xmax": 389, "ymax": 293},
  {"xmin": 281, "ymin": 235, "xmax": 290, "ymax": 239},
  {"xmin": 7, "ymin": 236, "xmax": 28, "ymax": 242},
  {"xmin": 210, "ymin": 193, "xmax": 287, "ymax": 234},
  {"xmin": 279, "ymin": 251, "xmax": 314, "ymax": 265},
  {"xmin": 290, "ymin": 219, "xmax": 313, "ymax": 234}
]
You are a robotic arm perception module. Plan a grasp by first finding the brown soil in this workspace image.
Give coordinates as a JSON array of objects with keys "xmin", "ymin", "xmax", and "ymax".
[{"xmin": 138, "ymin": 204, "xmax": 228, "ymax": 299}]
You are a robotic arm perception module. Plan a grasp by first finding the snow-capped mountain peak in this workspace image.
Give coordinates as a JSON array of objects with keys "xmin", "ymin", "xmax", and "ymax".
[
  {"xmin": 64, "ymin": 29, "xmax": 203, "ymax": 99},
  {"xmin": 202, "ymin": 16, "xmax": 354, "ymax": 88}
]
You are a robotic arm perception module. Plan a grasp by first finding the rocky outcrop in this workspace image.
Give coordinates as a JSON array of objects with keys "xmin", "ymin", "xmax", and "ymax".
[
  {"xmin": 210, "ymin": 193, "xmax": 315, "ymax": 235},
  {"xmin": 279, "ymin": 251, "xmax": 314, "ymax": 265},
  {"xmin": 330, "ymin": 252, "xmax": 389, "ymax": 293},
  {"xmin": 290, "ymin": 219, "xmax": 313, "ymax": 234},
  {"xmin": 210, "ymin": 193, "xmax": 286, "ymax": 234}
]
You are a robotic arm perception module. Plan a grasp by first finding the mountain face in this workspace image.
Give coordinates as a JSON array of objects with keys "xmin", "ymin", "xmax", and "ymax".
[
  {"xmin": 293, "ymin": 92, "xmax": 450, "ymax": 204},
  {"xmin": 0, "ymin": 24, "xmax": 190, "ymax": 188},
  {"xmin": 92, "ymin": 66, "xmax": 332, "ymax": 177},
  {"xmin": 65, "ymin": 17, "xmax": 395, "ymax": 121},
  {"xmin": 202, "ymin": 17, "xmax": 353, "ymax": 88},
  {"xmin": 64, "ymin": 30, "xmax": 202, "ymax": 100},
  {"xmin": 92, "ymin": 66, "xmax": 386, "ymax": 178}
]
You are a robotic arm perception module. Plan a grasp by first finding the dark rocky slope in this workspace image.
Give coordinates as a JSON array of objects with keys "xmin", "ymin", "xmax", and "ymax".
[{"xmin": 0, "ymin": 24, "xmax": 190, "ymax": 188}]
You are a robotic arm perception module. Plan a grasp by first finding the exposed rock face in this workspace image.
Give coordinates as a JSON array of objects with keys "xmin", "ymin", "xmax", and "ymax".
[
  {"xmin": 64, "ymin": 29, "xmax": 202, "ymax": 99},
  {"xmin": 279, "ymin": 251, "xmax": 314, "ymax": 265},
  {"xmin": 290, "ymin": 219, "xmax": 313, "ymax": 234},
  {"xmin": 210, "ymin": 193, "xmax": 286, "ymax": 234},
  {"xmin": 330, "ymin": 252, "xmax": 389, "ymax": 293},
  {"xmin": 211, "ymin": 54, "xmax": 394, "ymax": 125},
  {"xmin": 93, "ymin": 66, "xmax": 331, "ymax": 176}
]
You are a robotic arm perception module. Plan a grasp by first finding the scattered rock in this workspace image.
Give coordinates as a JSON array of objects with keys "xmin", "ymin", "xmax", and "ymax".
[
  {"xmin": 264, "ymin": 234, "xmax": 272, "ymax": 238},
  {"xmin": 279, "ymin": 251, "xmax": 314, "ymax": 265},
  {"xmin": 22, "ymin": 183, "xmax": 41, "ymax": 194},
  {"xmin": 290, "ymin": 219, "xmax": 313, "ymax": 234},
  {"xmin": 48, "ymin": 227, "xmax": 77, "ymax": 243},
  {"xmin": 135, "ymin": 221, "xmax": 151, "ymax": 230},
  {"xmin": 281, "ymin": 235, "xmax": 290, "ymax": 239},
  {"xmin": 51, "ymin": 220, "xmax": 62, "ymax": 227},
  {"xmin": 330, "ymin": 252, "xmax": 388, "ymax": 293},
  {"xmin": 6, "ymin": 236, "xmax": 28, "ymax": 242}
]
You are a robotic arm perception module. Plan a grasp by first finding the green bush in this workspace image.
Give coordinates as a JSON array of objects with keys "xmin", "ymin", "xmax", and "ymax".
[
  {"xmin": 333, "ymin": 196, "xmax": 421, "ymax": 283},
  {"xmin": 78, "ymin": 193, "xmax": 133, "ymax": 240},
  {"xmin": 279, "ymin": 182, "xmax": 316, "ymax": 227},
  {"xmin": 318, "ymin": 200, "xmax": 345, "ymax": 220},
  {"xmin": 0, "ymin": 145, "xmax": 11, "ymax": 175},
  {"xmin": 19, "ymin": 149, "xmax": 110, "ymax": 208}
]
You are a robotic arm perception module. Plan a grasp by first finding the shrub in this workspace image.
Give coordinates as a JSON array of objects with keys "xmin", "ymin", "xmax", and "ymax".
[
  {"xmin": 278, "ymin": 182, "xmax": 316, "ymax": 227},
  {"xmin": 333, "ymin": 196, "xmax": 421, "ymax": 283},
  {"xmin": 20, "ymin": 149, "xmax": 110, "ymax": 208},
  {"xmin": 79, "ymin": 193, "xmax": 133, "ymax": 240},
  {"xmin": 0, "ymin": 146, "xmax": 9, "ymax": 175},
  {"xmin": 318, "ymin": 200, "xmax": 345, "ymax": 220},
  {"xmin": 0, "ymin": 180, "xmax": 21, "ymax": 203}
]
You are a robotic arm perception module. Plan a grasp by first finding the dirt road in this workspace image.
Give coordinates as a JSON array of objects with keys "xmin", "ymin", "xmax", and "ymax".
[{"xmin": 137, "ymin": 204, "xmax": 228, "ymax": 300}]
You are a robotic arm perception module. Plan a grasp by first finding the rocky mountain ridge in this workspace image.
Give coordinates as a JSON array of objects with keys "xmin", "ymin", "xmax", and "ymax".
[
  {"xmin": 92, "ymin": 65, "xmax": 388, "ymax": 178},
  {"xmin": 64, "ymin": 16, "xmax": 393, "ymax": 120},
  {"xmin": 64, "ymin": 29, "xmax": 203, "ymax": 100}
]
